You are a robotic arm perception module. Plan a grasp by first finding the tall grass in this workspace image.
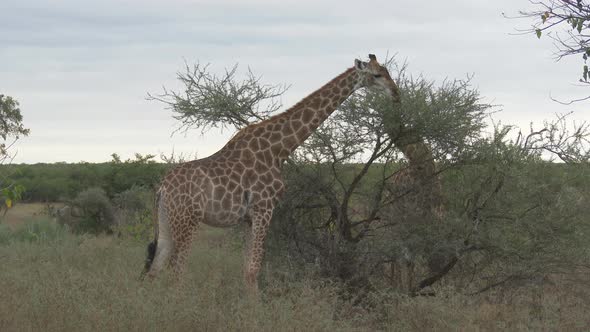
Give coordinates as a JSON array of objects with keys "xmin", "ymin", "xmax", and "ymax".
[
  {"xmin": 0, "ymin": 220, "xmax": 588, "ymax": 331},
  {"xmin": 0, "ymin": 223, "xmax": 354, "ymax": 331},
  {"xmin": 0, "ymin": 216, "xmax": 68, "ymax": 245}
]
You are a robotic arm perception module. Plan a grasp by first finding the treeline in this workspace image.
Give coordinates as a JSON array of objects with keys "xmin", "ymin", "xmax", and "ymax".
[
  {"xmin": 4, "ymin": 158, "xmax": 587, "ymax": 204},
  {"xmin": 3, "ymin": 155, "xmax": 169, "ymax": 202}
]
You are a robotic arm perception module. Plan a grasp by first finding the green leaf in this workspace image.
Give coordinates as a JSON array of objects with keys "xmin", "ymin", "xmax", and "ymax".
[
  {"xmin": 536, "ymin": 29, "xmax": 542, "ymax": 39},
  {"xmin": 541, "ymin": 12, "xmax": 550, "ymax": 24},
  {"xmin": 5, "ymin": 199, "xmax": 12, "ymax": 209},
  {"xmin": 577, "ymin": 20, "xmax": 584, "ymax": 33}
]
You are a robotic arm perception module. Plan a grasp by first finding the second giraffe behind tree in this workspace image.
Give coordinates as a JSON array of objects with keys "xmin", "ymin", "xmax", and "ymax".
[{"xmin": 142, "ymin": 54, "xmax": 401, "ymax": 292}]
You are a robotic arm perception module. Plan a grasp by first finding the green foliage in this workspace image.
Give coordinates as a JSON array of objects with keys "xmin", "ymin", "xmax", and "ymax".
[
  {"xmin": 267, "ymin": 61, "xmax": 495, "ymax": 291},
  {"xmin": 0, "ymin": 183, "xmax": 24, "ymax": 211},
  {"xmin": 520, "ymin": 1, "xmax": 590, "ymax": 84},
  {"xmin": 0, "ymin": 94, "xmax": 29, "ymax": 219},
  {"xmin": 7, "ymin": 163, "xmax": 108, "ymax": 201},
  {"xmin": 105, "ymin": 153, "xmax": 165, "ymax": 196},
  {"xmin": 440, "ymin": 126, "xmax": 590, "ymax": 292},
  {"xmin": 0, "ymin": 94, "xmax": 30, "ymax": 154},
  {"xmin": 67, "ymin": 187, "xmax": 115, "ymax": 234},
  {"xmin": 1, "ymin": 154, "xmax": 166, "ymax": 237},
  {"xmin": 112, "ymin": 186, "xmax": 154, "ymax": 241},
  {"xmin": 378, "ymin": 69, "xmax": 489, "ymax": 157},
  {"xmin": 267, "ymin": 62, "xmax": 589, "ymax": 297},
  {"xmin": 148, "ymin": 62, "xmax": 289, "ymax": 133},
  {"xmin": 1, "ymin": 155, "xmax": 169, "ymax": 202}
]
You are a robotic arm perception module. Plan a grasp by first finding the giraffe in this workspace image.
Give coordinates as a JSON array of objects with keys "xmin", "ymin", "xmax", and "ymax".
[
  {"xmin": 384, "ymin": 135, "xmax": 445, "ymax": 292},
  {"xmin": 389, "ymin": 137, "xmax": 444, "ymax": 220},
  {"xmin": 141, "ymin": 54, "xmax": 401, "ymax": 292}
]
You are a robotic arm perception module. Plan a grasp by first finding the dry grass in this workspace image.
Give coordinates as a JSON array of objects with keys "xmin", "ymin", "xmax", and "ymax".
[
  {"xmin": 0, "ymin": 220, "xmax": 588, "ymax": 331},
  {"xmin": 0, "ymin": 225, "xmax": 354, "ymax": 332},
  {"xmin": 1, "ymin": 202, "xmax": 63, "ymax": 229}
]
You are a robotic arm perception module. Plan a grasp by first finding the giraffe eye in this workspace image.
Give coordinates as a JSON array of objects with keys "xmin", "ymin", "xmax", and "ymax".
[{"xmin": 373, "ymin": 74, "xmax": 382, "ymax": 78}]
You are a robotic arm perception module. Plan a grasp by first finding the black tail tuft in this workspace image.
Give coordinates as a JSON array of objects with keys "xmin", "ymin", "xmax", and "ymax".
[{"xmin": 140, "ymin": 240, "xmax": 157, "ymax": 280}]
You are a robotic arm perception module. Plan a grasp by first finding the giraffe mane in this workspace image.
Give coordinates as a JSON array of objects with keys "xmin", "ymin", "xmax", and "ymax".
[{"xmin": 227, "ymin": 67, "xmax": 356, "ymax": 144}]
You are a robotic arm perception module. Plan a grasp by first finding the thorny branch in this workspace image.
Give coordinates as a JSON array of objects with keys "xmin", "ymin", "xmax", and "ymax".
[{"xmin": 147, "ymin": 61, "xmax": 289, "ymax": 134}]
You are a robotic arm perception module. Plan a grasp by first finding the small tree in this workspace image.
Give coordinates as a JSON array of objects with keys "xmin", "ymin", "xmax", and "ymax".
[
  {"xmin": 0, "ymin": 94, "xmax": 29, "ymax": 215},
  {"xmin": 65, "ymin": 187, "xmax": 115, "ymax": 234},
  {"xmin": 269, "ymin": 66, "xmax": 493, "ymax": 293},
  {"xmin": 147, "ymin": 62, "xmax": 288, "ymax": 134},
  {"xmin": 0, "ymin": 95, "xmax": 30, "ymax": 154}
]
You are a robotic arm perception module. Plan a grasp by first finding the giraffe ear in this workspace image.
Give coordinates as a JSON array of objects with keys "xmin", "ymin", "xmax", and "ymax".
[{"xmin": 355, "ymin": 59, "xmax": 367, "ymax": 70}]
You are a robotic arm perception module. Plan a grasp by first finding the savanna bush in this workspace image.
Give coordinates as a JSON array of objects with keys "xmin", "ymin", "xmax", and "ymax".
[
  {"xmin": 112, "ymin": 186, "xmax": 154, "ymax": 241},
  {"xmin": 60, "ymin": 187, "xmax": 115, "ymax": 234}
]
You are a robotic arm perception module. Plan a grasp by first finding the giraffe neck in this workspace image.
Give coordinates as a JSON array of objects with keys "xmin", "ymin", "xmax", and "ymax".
[
  {"xmin": 399, "ymin": 140, "xmax": 438, "ymax": 179},
  {"xmin": 397, "ymin": 139, "xmax": 445, "ymax": 218},
  {"xmin": 225, "ymin": 67, "xmax": 360, "ymax": 161},
  {"xmin": 277, "ymin": 67, "xmax": 359, "ymax": 153}
]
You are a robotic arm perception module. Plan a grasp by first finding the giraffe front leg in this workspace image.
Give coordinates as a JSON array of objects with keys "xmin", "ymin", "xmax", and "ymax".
[{"xmin": 244, "ymin": 208, "xmax": 272, "ymax": 294}]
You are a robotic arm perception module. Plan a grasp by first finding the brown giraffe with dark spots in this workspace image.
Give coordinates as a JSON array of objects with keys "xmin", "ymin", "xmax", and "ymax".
[
  {"xmin": 389, "ymin": 138, "xmax": 444, "ymax": 220},
  {"xmin": 141, "ymin": 54, "xmax": 401, "ymax": 292},
  {"xmin": 384, "ymin": 137, "xmax": 444, "ymax": 291}
]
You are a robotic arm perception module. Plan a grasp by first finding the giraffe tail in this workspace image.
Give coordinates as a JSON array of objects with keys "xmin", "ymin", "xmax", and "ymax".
[{"xmin": 140, "ymin": 189, "xmax": 162, "ymax": 280}]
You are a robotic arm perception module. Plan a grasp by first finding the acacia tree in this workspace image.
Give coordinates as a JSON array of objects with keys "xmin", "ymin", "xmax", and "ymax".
[
  {"xmin": 148, "ymin": 62, "xmax": 288, "ymax": 133},
  {"xmin": 0, "ymin": 94, "xmax": 29, "ymax": 213},
  {"xmin": 270, "ymin": 69, "xmax": 498, "ymax": 294},
  {"xmin": 152, "ymin": 60, "xmax": 590, "ymax": 296}
]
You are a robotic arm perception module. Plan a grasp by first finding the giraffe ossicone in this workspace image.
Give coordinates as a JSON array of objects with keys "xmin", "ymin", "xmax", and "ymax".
[{"xmin": 141, "ymin": 54, "xmax": 401, "ymax": 292}]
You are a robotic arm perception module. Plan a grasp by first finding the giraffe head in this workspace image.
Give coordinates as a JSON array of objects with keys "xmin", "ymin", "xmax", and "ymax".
[{"xmin": 354, "ymin": 54, "xmax": 401, "ymax": 102}]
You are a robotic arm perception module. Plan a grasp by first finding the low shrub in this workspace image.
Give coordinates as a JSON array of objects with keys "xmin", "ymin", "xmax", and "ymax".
[
  {"xmin": 112, "ymin": 186, "xmax": 154, "ymax": 241},
  {"xmin": 60, "ymin": 187, "xmax": 115, "ymax": 234}
]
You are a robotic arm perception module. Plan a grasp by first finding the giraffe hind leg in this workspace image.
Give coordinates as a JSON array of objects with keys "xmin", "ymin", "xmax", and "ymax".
[{"xmin": 169, "ymin": 218, "xmax": 199, "ymax": 283}]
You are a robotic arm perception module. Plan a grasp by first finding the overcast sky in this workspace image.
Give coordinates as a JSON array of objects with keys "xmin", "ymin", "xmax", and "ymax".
[{"xmin": 1, "ymin": 0, "xmax": 588, "ymax": 163}]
